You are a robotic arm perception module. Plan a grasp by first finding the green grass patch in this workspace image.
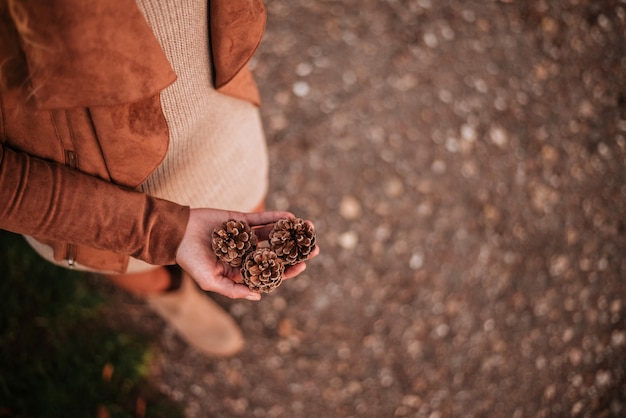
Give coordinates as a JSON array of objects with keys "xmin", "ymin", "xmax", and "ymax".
[{"xmin": 0, "ymin": 231, "xmax": 183, "ymax": 418}]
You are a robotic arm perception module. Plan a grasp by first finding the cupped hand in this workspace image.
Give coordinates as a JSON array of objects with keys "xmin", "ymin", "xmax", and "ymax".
[{"xmin": 175, "ymin": 208, "xmax": 319, "ymax": 300}]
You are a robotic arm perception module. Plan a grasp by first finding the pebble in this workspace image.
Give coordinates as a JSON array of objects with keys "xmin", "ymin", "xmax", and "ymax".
[
  {"xmin": 489, "ymin": 126, "xmax": 508, "ymax": 148},
  {"xmin": 292, "ymin": 81, "xmax": 310, "ymax": 97},
  {"xmin": 339, "ymin": 195, "xmax": 362, "ymax": 220},
  {"xmin": 338, "ymin": 231, "xmax": 359, "ymax": 250}
]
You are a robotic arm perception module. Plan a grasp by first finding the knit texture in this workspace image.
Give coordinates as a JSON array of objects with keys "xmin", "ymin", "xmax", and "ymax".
[{"xmin": 135, "ymin": 0, "xmax": 269, "ymax": 211}]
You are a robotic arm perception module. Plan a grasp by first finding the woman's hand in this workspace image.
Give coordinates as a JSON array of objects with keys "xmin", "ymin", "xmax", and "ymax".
[{"xmin": 175, "ymin": 208, "xmax": 319, "ymax": 300}]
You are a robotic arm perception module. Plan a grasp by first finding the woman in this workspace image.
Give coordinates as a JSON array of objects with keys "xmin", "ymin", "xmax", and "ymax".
[{"xmin": 0, "ymin": 0, "xmax": 316, "ymax": 357}]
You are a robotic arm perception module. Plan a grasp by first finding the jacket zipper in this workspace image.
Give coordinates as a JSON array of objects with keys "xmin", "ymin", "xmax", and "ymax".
[
  {"xmin": 66, "ymin": 149, "xmax": 77, "ymax": 169},
  {"xmin": 65, "ymin": 150, "xmax": 77, "ymax": 267}
]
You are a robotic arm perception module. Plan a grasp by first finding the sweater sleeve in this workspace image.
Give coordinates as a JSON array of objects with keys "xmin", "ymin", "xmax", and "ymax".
[{"xmin": 0, "ymin": 144, "xmax": 190, "ymax": 266}]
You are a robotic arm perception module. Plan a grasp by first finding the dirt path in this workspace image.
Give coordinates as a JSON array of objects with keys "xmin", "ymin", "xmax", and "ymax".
[{"xmin": 104, "ymin": 1, "xmax": 626, "ymax": 416}]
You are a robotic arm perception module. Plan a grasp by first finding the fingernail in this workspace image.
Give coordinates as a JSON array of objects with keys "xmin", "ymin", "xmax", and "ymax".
[{"xmin": 245, "ymin": 293, "xmax": 261, "ymax": 301}]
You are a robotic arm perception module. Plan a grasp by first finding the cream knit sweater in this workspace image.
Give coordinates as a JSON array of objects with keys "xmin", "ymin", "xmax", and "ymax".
[
  {"xmin": 27, "ymin": 0, "xmax": 269, "ymax": 273},
  {"xmin": 135, "ymin": 0, "xmax": 268, "ymax": 211}
]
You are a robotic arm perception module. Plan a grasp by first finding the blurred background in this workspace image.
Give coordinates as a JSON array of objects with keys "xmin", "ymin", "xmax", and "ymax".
[{"xmin": 2, "ymin": 0, "xmax": 626, "ymax": 417}]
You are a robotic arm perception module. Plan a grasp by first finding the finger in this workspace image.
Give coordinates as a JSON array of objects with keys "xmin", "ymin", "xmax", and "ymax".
[
  {"xmin": 253, "ymin": 218, "xmax": 318, "ymax": 242},
  {"xmin": 251, "ymin": 224, "xmax": 275, "ymax": 241},
  {"xmin": 223, "ymin": 265, "xmax": 244, "ymax": 284},
  {"xmin": 242, "ymin": 210, "xmax": 295, "ymax": 227},
  {"xmin": 283, "ymin": 262, "xmax": 307, "ymax": 280},
  {"xmin": 281, "ymin": 244, "xmax": 319, "ymax": 279},
  {"xmin": 203, "ymin": 276, "xmax": 261, "ymax": 301}
]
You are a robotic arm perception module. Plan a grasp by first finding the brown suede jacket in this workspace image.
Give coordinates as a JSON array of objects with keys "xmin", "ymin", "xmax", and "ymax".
[{"xmin": 0, "ymin": 0, "xmax": 266, "ymax": 272}]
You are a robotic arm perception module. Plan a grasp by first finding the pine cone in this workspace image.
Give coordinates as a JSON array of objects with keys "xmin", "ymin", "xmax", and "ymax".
[
  {"xmin": 241, "ymin": 248, "xmax": 285, "ymax": 293},
  {"xmin": 211, "ymin": 219, "xmax": 258, "ymax": 267},
  {"xmin": 269, "ymin": 217, "xmax": 316, "ymax": 265}
]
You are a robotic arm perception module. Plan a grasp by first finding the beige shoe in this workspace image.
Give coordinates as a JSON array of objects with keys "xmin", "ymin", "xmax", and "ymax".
[{"xmin": 146, "ymin": 271, "xmax": 244, "ymax": 357}]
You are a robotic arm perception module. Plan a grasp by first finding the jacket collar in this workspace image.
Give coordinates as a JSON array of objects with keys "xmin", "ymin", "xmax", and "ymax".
[
  {"xmin": 209, "ymin": 0, "xmax": 266, "ymax": 89},
  {"xmin": 0, "ymin": 0, "xmax": 265, "ymax": 109}
]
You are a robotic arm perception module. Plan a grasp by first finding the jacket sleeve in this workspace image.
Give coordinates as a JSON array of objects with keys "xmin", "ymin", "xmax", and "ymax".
[{"xmin": 0, "ymin": 144, "xmax": 190, "ymax": 266}]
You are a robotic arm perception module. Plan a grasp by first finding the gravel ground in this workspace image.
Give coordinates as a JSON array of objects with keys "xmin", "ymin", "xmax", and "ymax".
[{"xmin": 102, "ymin": 1, "xmax": 626, "ymax": 417}]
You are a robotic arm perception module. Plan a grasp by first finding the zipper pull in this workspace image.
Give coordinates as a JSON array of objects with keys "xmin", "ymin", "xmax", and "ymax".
[
  {"xmin": 65, "ymin": 150, "xmax": 78, "ymax": 169},
  {"xmin": 66, "ymin": 243, "xmax": 76, "ymax": 268}
]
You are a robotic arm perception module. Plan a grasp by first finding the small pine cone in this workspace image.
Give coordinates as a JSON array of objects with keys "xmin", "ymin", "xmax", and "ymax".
[
  {"xmin": 241, "ymin": 248, "xmax": 285, "ymax": 293},
  {"xmin": 269, "ymin": 217, "xmax": 316, "ymax": 265},
  {"xmin": 211, "ymin": 219, "xmax": 258, "ymax": 267}
]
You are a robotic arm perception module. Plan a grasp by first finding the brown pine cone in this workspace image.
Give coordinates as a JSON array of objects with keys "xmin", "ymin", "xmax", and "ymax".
[
  {"xmin": 241, "ymin": 248, "xmax": 285, "ymax": 293},
  {"xmin": 211, "ymin": 219, "xmax": 258, "ymax": 267},
  {"xmin": 269, "ymin": 217, "xmax": 316, "ymax": 265}
]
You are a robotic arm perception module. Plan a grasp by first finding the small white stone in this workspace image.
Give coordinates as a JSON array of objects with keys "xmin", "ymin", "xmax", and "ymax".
[
  {"xmin": 418, "ymin": 0, "xmax": 432, "ymax": 8},
  {"xmin": 461, "ymin": 124, "xmax": 477, "ymax": 142},
  {"xmin": 445, "ymin": 137, "xmax": 460, "ymax": 153},
  {"xmin": 409, "ymin": 252, "xmax": 424, "ymax": 270},
  {"xmin": 423, "ymin": 32, "xmax": 438, "ymax": 48},
  {"xmin": 596, "ymin": 370, "xmax": 611, "ymax": 387},
  {"xmin": 549, "ymin": 255, "xmax": 569, "ymax": 276},
  {"xmin": 339, "ymin": 195, "xmax": 362, "ymax": 220},
  {"xmin": 385, "ymin": 177, "xmax": 405, "ymax": 197},
  {"xmin": 431, "ymin": 159, "xmax": 447, "ymax": 174},
  {"xmin": 461, "ymin": 161, "xmax": 478, "ymax": 179},
  {"xmin": 190, "ymin": 384, "xmax": 205, "ymax": 397},
  {"xmin": 489, "ymin": 126, "xmax": 508, "ymax": 148},
  {"xmin": 571, "ymin": 401, "xmax": 584, "ymax": 415},
  {"xmin": 338, "ymin": 231, "xmax": 358, "ymax": 249},
  {"xmin": 434, "ymin": 323, "xmax": 450, "ymax": 338},
  {"xmin": 293, "ymin": 81, "xmax": 310, "ymax": 97},
  {"xmin": 441, "ymin": 26, "xmax": 455, "ymax": 40},
  {"xmin": 295, "ymin": 62, "xmax": 313, "ymax": 76},
  {"xmin": 342, "ymin": 70, "xmax": 357, "ymax": 85},
  {"xmin": 562, "ymin": 327, "xmax": 574, "ymax": 343},
  {"xmin": 483, "ymin": 318, "xmax": 495, "ymax": 332},
  {"xmin": 438, "ymin": 89, "xmax": 453, "ymax": 103},
  {"xmin": 535, "ymin": 356, "xmax": 547, "ymax": 370},
  {"xmin": 611, "ymin": 330, "xmax": 625, "ymax": 347}
]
